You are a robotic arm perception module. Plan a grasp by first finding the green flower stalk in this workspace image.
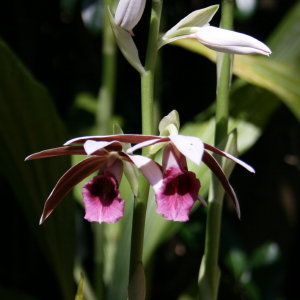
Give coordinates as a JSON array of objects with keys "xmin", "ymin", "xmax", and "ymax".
[
  {"xmin": 198, "ymin": 1, "xmax": 237, "ymax": 300},
  {"xmin": 129, "ymin": 0, "xmax": 163, "ymax": 295},
  {"xmin": 97, "ymin": 0, "xmax": 117, "ymax": 134}
]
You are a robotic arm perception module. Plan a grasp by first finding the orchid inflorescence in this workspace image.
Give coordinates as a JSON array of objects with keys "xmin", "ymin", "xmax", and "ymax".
[
  {"xmin": 25, "ymin": 0, "xmax": 271, "ymax": 225},
  {"xmin": 26, "ymin": 130, "xmax": 254, "ymax": 224}
]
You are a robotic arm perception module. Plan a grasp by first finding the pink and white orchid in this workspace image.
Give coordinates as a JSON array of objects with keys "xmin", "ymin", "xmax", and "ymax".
[
  {"xmin": 154, "ymin": 144, "xmax": 201, "ymax": 221},
  {"xmin": 26, "ymin": 133, "xmax": 254, "ymax": 224},
  {"xmin": 25, "ymin": 134, "xmax": 159, "ymax": 224},
  {"xmin": 127, "ymin": 134, "xmax": 255, "ymax": 221}
]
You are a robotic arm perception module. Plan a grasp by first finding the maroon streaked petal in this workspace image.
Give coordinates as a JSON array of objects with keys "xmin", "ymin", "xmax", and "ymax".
[
  {"xmin": 202, "ymin": 151, "xmax": 241, "ymax": 218},
  {"xmin": 65, "ymin": 134, "xmax": 166, "ymax": 146},
  {"xmin": 39, "ymin": 156, "xmax": 106, "ymax": 224},
  {"xmin": 204, "ymin": 143, "xmax": 255, "ymax": 173},
  {"xmin": 25, "ymin": 146, "xmax": 86, "ymax": 160}
]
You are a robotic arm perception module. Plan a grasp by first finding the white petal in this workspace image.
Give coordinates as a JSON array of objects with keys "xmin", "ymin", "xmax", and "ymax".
[
  {"xmin": 190, "ymin": 25, "xmax": 271, "ymax": 56},
  {"xmin": 114, "ymin": 0, "xmax": 146, "ymax": 32},
  {"xmin": 84, "ymin": 140, "xmax": 114, "ymax": 155},
  {"xmin": 127, "ymin": 138, "xmax": 164, "ymax": 153},
  {"xmin": 169, "ymin": 135, "xmax": 204, "ymax": 165},
  {"xmin": 127, "ymin": 154, "xmax": 163, "ymax": 191}
]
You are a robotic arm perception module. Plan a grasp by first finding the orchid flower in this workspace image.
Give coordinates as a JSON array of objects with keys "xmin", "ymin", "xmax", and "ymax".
[
  {"xmin": 187, "ymin": 25, "xmax": 271, "ymax": 55},
  {"xmin": 25, "ymin": 134, "xmax": 159, "ymax": 224},
  {"xmin": 158, "ymin": 5, "xmax": 271, "ymax": 56},
  {"xmin": 127, "ymin": 134, "xmax": 255, "ymax": 221}
]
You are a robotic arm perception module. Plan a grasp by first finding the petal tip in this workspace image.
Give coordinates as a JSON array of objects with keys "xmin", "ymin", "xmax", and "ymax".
[{"xmin": 39, "ymin": 215, "xmax": 45, "ymax": 225}]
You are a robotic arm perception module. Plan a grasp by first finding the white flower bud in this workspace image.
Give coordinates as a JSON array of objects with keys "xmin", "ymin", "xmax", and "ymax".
[
  {"xmin": 189, "ymin": 25, "xmax": 271, "ymax": 56},
  {"xmin": 114, "ymin": 0, "xmax": 146, "ymax": 34}
]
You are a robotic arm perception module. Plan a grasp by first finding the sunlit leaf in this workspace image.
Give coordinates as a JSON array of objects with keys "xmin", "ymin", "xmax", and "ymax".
[
  {"xmin": 171, "ymin": 39, "xmax": 300, "ymax": 120},
  {"xmin": 75, "ymin": 273, "xmax": 85, "ymax": 300}
]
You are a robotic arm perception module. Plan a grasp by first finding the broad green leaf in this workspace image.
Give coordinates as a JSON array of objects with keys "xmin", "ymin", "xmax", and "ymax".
[
  {"xmin": 128, "ymin": 262, "xmax": 146, "ymax": 300},
  {"xmin": 0, "ymin": 38, "xmax": 75, "ymax": 299},
  {"xmin": 107, "ymin": 176, "xmax": 134, "ymax": 300},
  {"xmin": 171, "ymin": 39, "xmax": 300, "ymax": 120},
  {"xmin": 267, "ymin": 1, "xmax": 300, "ymax": 64}
]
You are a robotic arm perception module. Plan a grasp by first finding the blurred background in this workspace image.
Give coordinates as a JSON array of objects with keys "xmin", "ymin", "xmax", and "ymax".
[{"xmin": 0, "ymin": 0, "xmax": 299, "ymax": 299}]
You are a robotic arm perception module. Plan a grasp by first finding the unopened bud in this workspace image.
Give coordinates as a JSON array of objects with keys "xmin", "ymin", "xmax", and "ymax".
[
  {"xmin": 114, "ymin": 0, "xmax": 146, "ymax": 34},
  {"xmin": 189, "ymin": 25, "xmax": 271, "ymax": 56}
]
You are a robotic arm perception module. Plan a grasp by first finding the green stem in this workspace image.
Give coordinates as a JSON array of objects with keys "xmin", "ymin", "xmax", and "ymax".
[
  {"xmin": 93, "ymin": 1, "xmax": 117, "ymax": 298},
  {"xmin": 198, "ymin": 1, "xmax": 234, "ymax": 300},
  {"xmin": 129, "ymin": 0, "xmax": 163, "ymax": 292},
  {"xmin": 96, "ymin": 0, "xmax": 117, "ymax": 134},
  {"xmin": 140, "ymin": 0, "xmax": 163, "ymax": 136}
]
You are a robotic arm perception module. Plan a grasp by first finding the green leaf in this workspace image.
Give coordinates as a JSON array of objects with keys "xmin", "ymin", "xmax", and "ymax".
[
  {"xmin": 107, "ymin": 178, "xmax": 134, "ymax": 300},
  {"xmin": 75, "ymin": 273, "xmax": 85, "ymax": 300},
  {"xmin": 108, "ymin": 9, "xmax": 145, "ymax": 74},
  {"xmin": 267, "ymin": 1, "xmax": 300, "ymax": 64},
  {"xmin": 171, "ymin": 39, "xmax": 300, "ymax": 121},
  {"xmin": 128, "ymin": 262, "xmax": 146, "ymax": 300},
  {"xmin": 250, "ymin": 242, "xmax": 280, "ymax": 268},
  {"xmin": 74, "ymin": 93, "xmax": 97, "ymax": 114},
  {"xmin": 225, "ymin": 249, "xmax": 249, "ymax": 280},
  {"xmin": 0, "ymin": 38, "xmax": 75, "ymax": 299}
]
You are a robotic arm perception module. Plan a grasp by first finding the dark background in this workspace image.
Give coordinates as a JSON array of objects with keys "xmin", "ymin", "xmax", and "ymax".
[{"xmin": 0, "ymin": 0, "xmax": 299, "ymax": 299}]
